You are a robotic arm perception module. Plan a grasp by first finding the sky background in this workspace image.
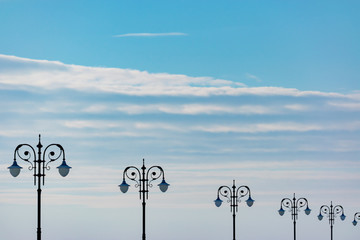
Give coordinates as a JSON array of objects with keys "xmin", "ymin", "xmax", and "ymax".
[{"xmin": 0, "ymin": 0, "xmax": 359, "ymax": 239}]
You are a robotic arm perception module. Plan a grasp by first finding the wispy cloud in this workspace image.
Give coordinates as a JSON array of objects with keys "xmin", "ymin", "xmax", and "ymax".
[
  {"xmin": 56, "ymin": 119, "xmax": 360, "ymax": 134},
  {"xmin": 0, "ymin": 54, "xmax": 352, "ymax": 98},
  {"xmin": 194, "ymin": 121, "xmax": 360, "ymax": 133},
  {"xmin": 114, "ymin": 32, "xmax": 188, "ymax": 38},
  {"xmin": 116, "ymin": 103, "xmax": 280, "ymax": 115},
  {"xmin": 0, "ymin": 53, "xmax": 359, "ymax": 222},
  {"xmin": 327, "ymin": 101, "xmax": 360, "ymax": 111},
  {"xmin": 246, "ymin": 73, "xmax": 262, "ymax": 82}
]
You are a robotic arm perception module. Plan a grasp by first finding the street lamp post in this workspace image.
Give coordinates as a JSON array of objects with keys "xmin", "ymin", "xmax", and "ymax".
[
  {"xmin": 8, "ymin": 134, "xmax": 71, "ymax": 240},
  {"xmin": 318, "ymin": 202, "xmax": 346, "ymax": 240},
  {"xmin": 278, "ymin": 193, "xmax": 311, "ymax": 240},
  {"xmin": 214, "ymin": 180, "xmax": 254, "ymax": 240},
  {"xmin": 352, "ymin": 212, "xmax": 360, "ymax": 226},
  {"xmin": 118, "ymin": 159, "xmax": 169, "ymax": 240}
]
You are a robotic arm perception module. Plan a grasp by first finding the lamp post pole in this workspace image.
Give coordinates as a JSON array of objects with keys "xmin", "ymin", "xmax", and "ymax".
[
  {"xmin": 8, "ymin": 134, "xmax": 71, "ymax": 240},
  {"xmin": 119, "ymin": 159, "xmax": 169, "ymax": 240},
  {"xmin": 318, "ymin": 202, "xmax": 346, "ymax": 240},
  {"xmin": 214, "ymin": 180, "xmax": 254, "ymax": 240},
  {"xmin": 278, "ymin": 193, "xmax": 311, "ymax": 240},
  {"xmin": 352, "ymin": 212, "xmax": 360, "ymax": 226}
]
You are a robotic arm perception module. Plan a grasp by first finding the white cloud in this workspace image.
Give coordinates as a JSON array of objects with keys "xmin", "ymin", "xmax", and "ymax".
[
  {"xmin": 115, "ymin": 103, "xmax": 316, "ymax": 115},
  {"xmin": 116, "ymin": 103, "xmax": 279, "ymax": 115},
  {"xmin": 193, "ymin": 121, "xmax": 360, "ymax": 133},
  {"xmin": 284, "ymin": 104, "xmax": 310, "ymax": 111},
  {"xmin": 193, "ymin": 122, "xmax": 323, "ymax": 133},
  {"xmin": 81, "ymin": 104, "xmax": 109, "ymax": 113},
  {"xmin": 327, "ymin": 101, "xmax": 360, "ymax": 110},
  {"xmin": 62, "ymin": 120, "xmax": 123, "ymax": 129},
  {"xmin": 0, "ymin": 54, "xmax": 353, "ymax": 98},
  {"xmin": 246, "ymin": 73, "xmax": 262, "ymax": 82},
  {"xmin": 114, "ymin": 32, "xmax": 188, "ymax": 37},
  {"xmin": 55, "ymin": 119, "xmax": 360, "ymax": 134}
]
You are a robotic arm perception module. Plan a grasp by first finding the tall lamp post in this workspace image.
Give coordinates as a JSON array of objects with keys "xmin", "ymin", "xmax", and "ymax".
[
  {"xmin": 278, "ymin": 193, "xmax": 311, "ymax": 240},
  {"xmin": 352, "ymin": 212, "xmax": 360, "ymax": 226},
  {"xmin": 119, "ymin": 159, "xmax": 169, "ymax": 240},
  {"xmin": 8, "ymin": 134, "xmax": 71, "ymax": 240},
  {"xmin": 214, "ymin": 180, "xmax": 254, "ymax": 240},
  {"xmin": 318, "ymin": 202, "xmax": 346, "ymax": 240}
]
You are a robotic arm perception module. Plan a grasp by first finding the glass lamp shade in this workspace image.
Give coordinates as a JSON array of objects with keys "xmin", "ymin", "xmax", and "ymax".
[
  {"xmin": 119, "ymin": 180, "xmax": 130, "ymax": 193},
  {"xmin": 158, "ymin": 179, "xmax": 170, "ymax": 193},
  {"xmin": 246, "ymin": 196, "xmax": 254, "ymax": 207},
  {"xmin": 318, "ymin": 214, "xmax": 323, "ymax": 221},
  {"xmin": 214, "ymin": 197, "xmax": 223, "ymax": 207},
  {"xmin": 305, "ymin": 207, "xmax": 311, "ymax": 215},
  {"xmin": 278, "ymin": 208, "xmax": 285, "ymax": 216},
  {"xmin": 340, "ymin": 214, "xmax": 346, "ymax": 221},
  {"xmin": 353, "ymin": 220, "xmax": 357, "ymax": 226},
  {"xmin": 8, "ymin": 160, "xmax": 22, "ymax": 177},
  {"xmin": 57, "ymin": 160, "xmax": 71, "ymax": 177}
]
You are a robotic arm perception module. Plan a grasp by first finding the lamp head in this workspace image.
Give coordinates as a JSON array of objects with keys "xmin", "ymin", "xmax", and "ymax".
[
  {"xmin": 8, "ymin": 160, "xmax": 22, "ymax": 177},
  {"xmin": 278, "ymin": 208, "xmax": 285, "ymax": 216},
  {"xmin": 158, "ymin": 179, "xmax": 170, "ymax": 193},
  {"xmin": 318, "ymin": 214, "xmax": 323, "ymax": 221},
  {"xmin": 214, "ymin": 197, "xmax": 223, "ymax": 207},
  {"xmin": 305, "ymin": 207, "xmax": 311, "ymax": 215},
  {"xmin": 57, "ymin": 160, "xmax": 71, "ymax": 177},
  {"xmin": 246, "ymin": 196, "xmax": 254, "ymax": 207},
  {"xmin": 340, "ymin": 213, "xmax": 346, "ymax": 221},
  {"xmin": 353, "ymin": 220, "xmax": 358, "ymax": 226},
  {"xmin": 119, "ymin": 180, "xmax": 130, "ymax": 193}
]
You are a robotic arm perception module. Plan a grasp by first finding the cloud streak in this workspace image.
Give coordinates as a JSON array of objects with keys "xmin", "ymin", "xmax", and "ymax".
[
  {"xmin": 116, "ymin": 103, "xmax": 282, "ymax": 115},
  {"xmin": 0, "ymin": 54, "xmax": 353, "ymax": 98},
  {"xmin": 114, "ymin": 32, "xmax": 188, "ymax": 37},
  {"xmin": 246, "ymin": 73, "xmax": 262, "ymax": 82},
  {"xmin": 58, "ymin": 119, "xmax": 360, "ymax": 134}
]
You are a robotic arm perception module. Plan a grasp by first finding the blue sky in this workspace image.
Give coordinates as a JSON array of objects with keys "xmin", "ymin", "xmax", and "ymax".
[
  {"xmin": 0, "ymin": 1, "xmax": 359, "ymax": 239},
  {"xmin": 1, "ymin": 0, "xmax": 360, "ymax": 92}
]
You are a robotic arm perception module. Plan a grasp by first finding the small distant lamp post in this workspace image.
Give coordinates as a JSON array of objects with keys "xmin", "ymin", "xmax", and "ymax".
[
  {"xmin": 278, "ymin": 193, "xmax": 311, "ymax": 240},
  {"xmin": 318, "ymin": 202, "xmax": 346, "ymax": 240},
  {"xmin": 119, "ymin": 159, "xmax": 169, "ymax": 240},
  {"xmin": 214, "ymin": 180, "xmax": 254, "ymax": 240},
  {"xmin": 352, "ymin": 212, "xmax": 360, "ymax": 226},
  {"xmin": 8, "ymin": 134, "xmax": 71, "ymax": 240}
]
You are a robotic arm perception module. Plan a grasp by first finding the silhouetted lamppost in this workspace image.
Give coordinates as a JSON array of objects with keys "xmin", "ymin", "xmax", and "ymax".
[
  {"xmin": 119, "ymin": 159, "xmax": 169, "ymax": 240},
  {"xmin": 214, "ymin": 180, "xmax": 254, "ymax": 240},
  {"xmin": 8, "ymin": 134, "xmax": 71, "ymax": 240},
  {"xmin": 278, "ymin": 193, "xmax": 311, "ymax": 240},
  {"xmin": 318, "ymin": 202, "xmax": 346, "ymax": 240},
  {"xmin": 352, "ymin": 212, "xmax": 360, "ymax": 226}
]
